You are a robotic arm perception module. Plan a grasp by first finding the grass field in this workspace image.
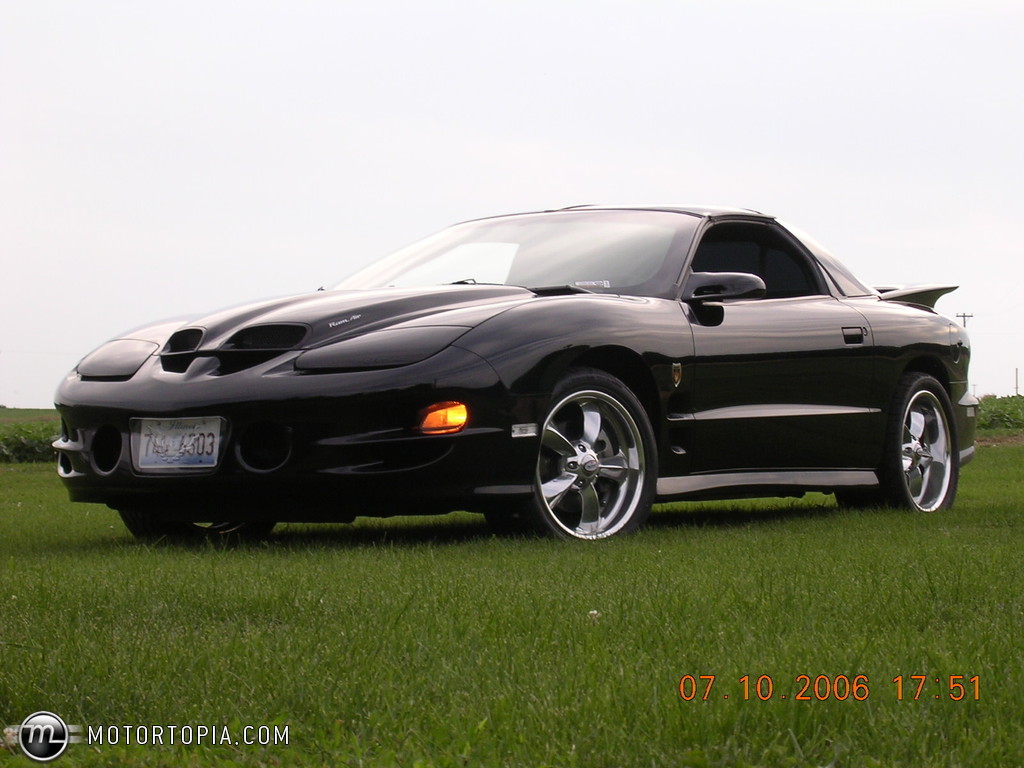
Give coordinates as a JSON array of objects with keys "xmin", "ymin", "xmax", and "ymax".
[
  {"xmin": 1, "ymin": 422, "xmax": 1023, "ymax": 765},
  {"xmin": 0, "ymin": 408, "xmax": 60, "ymax": 424},
  {"xmin": 0, "ymin": 409, "xmax": 60, "ymax": 463}
]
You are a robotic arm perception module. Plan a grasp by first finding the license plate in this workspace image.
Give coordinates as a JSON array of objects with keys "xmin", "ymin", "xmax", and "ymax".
[{"xmin": 131, "ymin": 417, "xmax": 225, "ymax": 472}]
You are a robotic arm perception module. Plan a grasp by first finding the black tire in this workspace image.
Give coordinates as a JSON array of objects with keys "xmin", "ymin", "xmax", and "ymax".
[
  {"xmin": 521, "ymin": 368, "xmax": 657, "ymax": 540},
  {"xmin": 871, "ymin": 372, "xmax": 959, "ymax": 512},
  {"xmin": 117, "ymin": 508, "xmax": 276, "ymax": 541}
]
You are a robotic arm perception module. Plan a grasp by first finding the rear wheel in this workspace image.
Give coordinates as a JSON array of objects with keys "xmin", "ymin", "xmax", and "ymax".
[
  {"xmin": 523, "ymin": 368, "xmax": 656, "ymax": 540},
  {"xmin": 117, "ymin": 508, "xmax": 276, "ymax": 541},
  {"xmin": 839, "ymin": 373, "xmax": 958, "ymax": 512},
  {"xmin": 883, "ymin": 373, "xmax": 958, "ymax": 511}
]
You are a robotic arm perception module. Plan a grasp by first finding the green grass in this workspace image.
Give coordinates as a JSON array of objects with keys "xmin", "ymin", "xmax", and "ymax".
[{"xmin": 1, "ymin": 447, "xmax": 1022, "ymax": 767}]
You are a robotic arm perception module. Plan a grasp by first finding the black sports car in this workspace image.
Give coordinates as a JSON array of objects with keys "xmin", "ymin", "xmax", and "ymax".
[{"xmin": 54, "ymin": 205, "xmax": 977, "ymax": 540}]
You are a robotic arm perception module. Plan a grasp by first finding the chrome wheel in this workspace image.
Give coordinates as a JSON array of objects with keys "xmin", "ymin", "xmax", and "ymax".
[
  {"xmin": 900, "ymin": 389, "xmax": 953, "ymax": 512},
  {"xmin": 837, "ymin": 374, "xmax": 959, "ymax": 512},
  {"xmin": 535, "ymin": 379, "xmax": 652, "ymax": 539}
]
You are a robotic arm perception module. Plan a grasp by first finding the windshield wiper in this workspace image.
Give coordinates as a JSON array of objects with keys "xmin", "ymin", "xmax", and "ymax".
[
  {"xmin": 526, "ymin": 284, "xmax": 595, "ymax": 296},
  {"xmin": 447, "ymin": 280, "xmax": 594, "ymax": 296}
]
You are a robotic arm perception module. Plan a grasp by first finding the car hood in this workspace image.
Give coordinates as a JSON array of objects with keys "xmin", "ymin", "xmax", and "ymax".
[{"xmin": 143, "ymin": 285, "xmax": 535, "ymax": 352}]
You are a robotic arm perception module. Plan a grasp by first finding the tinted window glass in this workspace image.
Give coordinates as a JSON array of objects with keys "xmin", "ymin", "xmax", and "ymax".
[
  {"xmin": 764, "ymin": 247, "xmax": 813, "ymax": 297},
  {"xmin": 690, "ymin": 223, "xmax": 823, "ymax": 299},
  {"xmin": 691, "ymin": 240, "xmax": 759, "ymax": 274},
  {"xmin": 775, "ymin": 220, "xmax": 875, "ymax": 296},
  {"xmin": 336, "ymin": 210, "xmax": 701, "ymax": 299}
]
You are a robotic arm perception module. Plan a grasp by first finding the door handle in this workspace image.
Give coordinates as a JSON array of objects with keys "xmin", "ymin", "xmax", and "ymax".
[{"xmin": 842, "ymin": 326, "xmax": 866, "ymax": 345}]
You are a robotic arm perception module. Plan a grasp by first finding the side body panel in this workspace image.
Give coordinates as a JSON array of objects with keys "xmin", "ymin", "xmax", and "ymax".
[
  {"xmin": 683, "ymin": 295, "xmax": 880, "ymax": 472},
  {"xmin": 841, "ymin": 296, "xmax": 977, "ymax": 462},
  {"xmin": 451, "ymin": 294, "xmax": 696, "ymax": 479}
]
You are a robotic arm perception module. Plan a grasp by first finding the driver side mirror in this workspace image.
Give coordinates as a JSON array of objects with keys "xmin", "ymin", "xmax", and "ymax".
[{"xmin": 682, "ymin": 272, "xmax": 766, "ymax": 302}]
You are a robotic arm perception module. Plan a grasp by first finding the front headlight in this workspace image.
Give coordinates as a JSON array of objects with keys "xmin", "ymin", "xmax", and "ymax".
[
  {"xmin": 294, "ymin": 326, "xmax": 470, "ymax": 372},
  {"xmin": 77, "ymin": 339, "xmax": 160, "ymax": 379}
]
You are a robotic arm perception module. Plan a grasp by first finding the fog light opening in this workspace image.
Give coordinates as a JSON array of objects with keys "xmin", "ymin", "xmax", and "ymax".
[
  {"xmin": 418, "ymin": 401, "xmax": 469, "ymax": 435},
  {"xmin": 91, "ymin": 425, "xmax": 123, "ymax": 474},
  {"xmin": 58, "ymin": 452, "xmax": 74, "ymax": 476},
  {"xmin": 236, "ymin": 422, "xmax": 292, "ymax": 473}
]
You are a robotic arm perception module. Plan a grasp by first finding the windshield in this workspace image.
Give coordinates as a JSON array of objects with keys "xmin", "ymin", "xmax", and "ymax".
[{"xmin": 335, "ymin": 210, "xmax": 700, "ymax": 298}]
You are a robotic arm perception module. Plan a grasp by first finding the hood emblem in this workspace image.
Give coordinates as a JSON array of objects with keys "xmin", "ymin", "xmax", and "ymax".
[{"xmin": 328, "ymin": 314, "xmax": 363, "ymax": 329}]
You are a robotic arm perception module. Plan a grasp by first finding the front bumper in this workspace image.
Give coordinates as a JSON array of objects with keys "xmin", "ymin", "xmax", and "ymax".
[
  {"xmin": 953, "ymin": 381, "xmax": 979, "ymax": 468},
  {"xmin": 54, "ymin": 347, "xmax": 541, "ymax": 520}
]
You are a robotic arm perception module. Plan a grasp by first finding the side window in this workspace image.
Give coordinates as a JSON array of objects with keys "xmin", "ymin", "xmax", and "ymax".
[
  {"xmin": 763, "ymin": 247, "xmax": 812, "ymax": 298},
  {"xmin": 691, "ymin": 223, "xmax": 823, "ymax": 299},
  {"xmin": 690, "ymin": 240, "xmax": 759, "ymax": 274}
]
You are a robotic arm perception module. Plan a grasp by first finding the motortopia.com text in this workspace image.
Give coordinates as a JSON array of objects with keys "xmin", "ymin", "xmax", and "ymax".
[{"xmin": 86, "ymin": 724, "xmax": 289, "ymax": 747}]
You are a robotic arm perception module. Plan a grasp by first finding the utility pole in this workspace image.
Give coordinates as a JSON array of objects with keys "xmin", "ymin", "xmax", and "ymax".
[{"xmin": 956, "ymin": 312, "xmax": 973, "ymax": 327}]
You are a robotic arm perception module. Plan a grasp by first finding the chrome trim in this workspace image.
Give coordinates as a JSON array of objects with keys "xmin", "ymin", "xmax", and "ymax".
[
  {"xmin": 657, "ymin": 470, "xmax": 878, "ymax": 497},
  {"xmin": 959, "ymin": 445, "xmax": 976, "ymax": 467},
  {"xmin": 474, "ymin": 484, "xmax": 533, "ymax": 495},
  {"xmin": 667, "ymin": 404, "xmax": 881, "ymax": 422},
  {"xmin": 53, "ymin": 435, "xmax": 87, "ymax": 479}
]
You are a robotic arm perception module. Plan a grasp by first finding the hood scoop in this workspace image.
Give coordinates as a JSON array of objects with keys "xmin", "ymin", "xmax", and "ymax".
[
  {"xmin": 164, "ymin": 328, "xmax": 204, "ymax": 353},
  {"xmin": 223, "ymin": 324, "xmax": 308, "ymax": 350},
  {"xmin": 161, "ymin": 323, "xmax": 309, "ymax": 376},
  {"xmin": 157, "ymin": 285, "xmax": 534, "ymax": 376}
]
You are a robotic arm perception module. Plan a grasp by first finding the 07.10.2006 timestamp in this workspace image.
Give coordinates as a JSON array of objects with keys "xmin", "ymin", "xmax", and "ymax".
[{"xmin": 678, "ymin": 675, "xmax": 980, "ymax": 702}]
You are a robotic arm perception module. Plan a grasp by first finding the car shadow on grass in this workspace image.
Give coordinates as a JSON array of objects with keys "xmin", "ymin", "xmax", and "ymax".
[
  {"xmin": 266, "ymin": 498, "xmax": 853, "ymax": 548},
  {"xmin": 54, "ymin": 498, "xmax": 884, "ymax": 552},
  {"xmin": 269, "ymin": 515, "xmax": 497, "ymax": 549},
  {"xmin": 647, "ymin": 498, "xmax": 845, "ymax": 530}
]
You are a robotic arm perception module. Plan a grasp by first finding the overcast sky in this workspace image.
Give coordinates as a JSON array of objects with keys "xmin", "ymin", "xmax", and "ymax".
[{"xmin": 2, "ymin": 0, "xmax": 1022, "ymax": 407}]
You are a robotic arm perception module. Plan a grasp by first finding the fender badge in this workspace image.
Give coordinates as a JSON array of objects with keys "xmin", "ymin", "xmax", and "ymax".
[
  {"xmin": 511, "ymin": 423, "xmax": 538, "ymax": 438},
  {"xmin": 328, "ymin": 314, "xmax": 363, "ymax": 329},
  {"xmin": 672, "ymin": 362, "xmax": 683, "ymax": 388}
]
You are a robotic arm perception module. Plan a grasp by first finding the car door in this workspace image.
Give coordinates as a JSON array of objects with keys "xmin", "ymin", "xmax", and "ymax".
[{"xmin": 681, "ymin": 220, "xmax": 880, "ymax": 473}]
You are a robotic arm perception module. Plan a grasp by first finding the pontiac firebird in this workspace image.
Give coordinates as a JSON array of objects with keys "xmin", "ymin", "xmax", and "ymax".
[{"xmin": 53, "ymin": 205, "xmax": 977, "ymax": 540}]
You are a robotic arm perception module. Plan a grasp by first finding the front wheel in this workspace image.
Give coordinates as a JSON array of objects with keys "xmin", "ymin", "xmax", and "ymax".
[
  {"xmin": 524, "ymin": 368, "xmax": 657, "ymax": 540},
  {"xmin": 877, "ymin": 373, "xmax": 959, "ymax": 512}
]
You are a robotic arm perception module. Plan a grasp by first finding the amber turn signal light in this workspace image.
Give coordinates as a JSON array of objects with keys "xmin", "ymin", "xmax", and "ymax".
[{"xmin": 418, "ymin": 401, "xmax": 469, "ymax": 434}]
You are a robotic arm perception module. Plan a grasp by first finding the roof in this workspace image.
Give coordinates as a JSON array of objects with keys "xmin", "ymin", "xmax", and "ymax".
[
  {"xmin": 554, "ymin": 203, "xmax": 772, "ymax": 219},
  {"xmin": 453, "ymin": 204, "xmax": 775, "ymax": 230}
]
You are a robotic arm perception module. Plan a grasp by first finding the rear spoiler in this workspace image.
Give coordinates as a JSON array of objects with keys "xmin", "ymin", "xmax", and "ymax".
[{"xmin": 874, "ymin": 284, "xmax": 958, "ymax": 309}]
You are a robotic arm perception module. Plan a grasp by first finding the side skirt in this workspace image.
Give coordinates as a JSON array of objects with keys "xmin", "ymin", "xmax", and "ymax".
[
  {"xmin": 656, "ymin": 470, "xmax": 878, "ymax": 501},
  {"xmin": 959, "ymin": 445, "xmax": 975, "ymax": 467}
]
